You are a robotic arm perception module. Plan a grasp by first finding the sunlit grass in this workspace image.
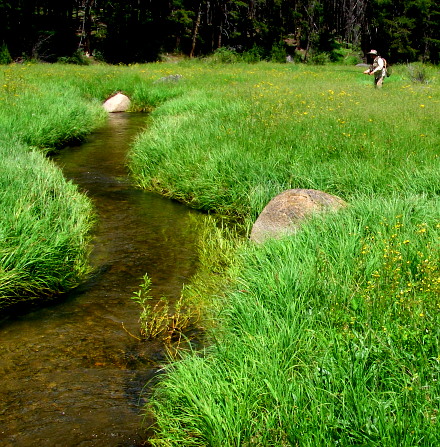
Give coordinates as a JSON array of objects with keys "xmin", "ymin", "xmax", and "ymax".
[
  {"xmin": 147, "ymin": 197, "xmax": 440, "ymax": 446},
  {"xmin": 129, "ymin": 62, "xmax": 440, "ymax": 221},
  {"xmin": 0, "ymin": 140, "xmax": 95, "ymax": 309},
  {"xmin": 0, "ymin": 61, "xmax": 195, "ymax": 311},
  {"xmin": 124, "ymin": 61, "xmax": 440, "ymax": 445},
  {"xmin": 1, "ymin": 61, "xmax": 439, "ymax": 443}
]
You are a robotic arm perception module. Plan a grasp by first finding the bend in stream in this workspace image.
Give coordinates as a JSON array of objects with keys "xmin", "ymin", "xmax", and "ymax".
[{"xmin": 0, "ymin": 113, "xmax": 205, "ymax": 446}]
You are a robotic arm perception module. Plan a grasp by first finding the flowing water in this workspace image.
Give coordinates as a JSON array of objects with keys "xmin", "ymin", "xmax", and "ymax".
[{"xmin": 0, "ymin": 113, "xmax": 205, "ymax": 446}]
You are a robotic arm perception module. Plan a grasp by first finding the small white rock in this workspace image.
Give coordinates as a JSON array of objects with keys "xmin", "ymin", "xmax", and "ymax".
[{"xmin": 103, "ymin": 93, "xmax": 131, "ymax": 113}]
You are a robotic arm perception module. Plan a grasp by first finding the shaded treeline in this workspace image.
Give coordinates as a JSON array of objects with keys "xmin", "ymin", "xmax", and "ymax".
[{"xmin": 1, "ymin": 0, "xmax": 439, "ymax": 64}]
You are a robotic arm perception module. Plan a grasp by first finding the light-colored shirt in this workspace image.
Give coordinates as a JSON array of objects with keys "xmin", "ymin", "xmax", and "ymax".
[{"xmin": 372, "ymin": 57, "xmax": 385, "ymax": 75}]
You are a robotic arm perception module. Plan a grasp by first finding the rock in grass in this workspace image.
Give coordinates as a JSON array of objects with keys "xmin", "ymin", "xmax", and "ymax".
[
  {"xmin": 103, "ymin": 93, "xmax": 131, "ymax": 112},
  {"xmin": 154, "ymin": 74, "xmax": 183, "ymax": 83},
  {"xmin": 250, "ymin": 189, "xmax": 346, "ymax": 243}
]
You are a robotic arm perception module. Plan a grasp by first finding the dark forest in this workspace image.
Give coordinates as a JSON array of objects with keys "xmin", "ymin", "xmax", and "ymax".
[{"xmin": 1, "ymin": 0, "xmax": 439, "ymax": 64}]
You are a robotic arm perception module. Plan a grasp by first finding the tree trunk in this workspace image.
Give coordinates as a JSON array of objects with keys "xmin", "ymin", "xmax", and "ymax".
[
  {"xmin": 79, "ymin": 0, "xmax": 94, "ymax": 54},
  {"xmin": 190, "ymin": 2, "xmax": 202, "ymax": 58}
]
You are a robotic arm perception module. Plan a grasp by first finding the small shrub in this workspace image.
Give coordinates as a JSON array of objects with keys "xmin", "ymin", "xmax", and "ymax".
[
  {"xmin": 0, "ymin": 43, "xmax": 13, "ymax": 65},
  {"xmin": 308, "ymin": 51, "xmax": 330, "ymax": 65},
  {"xmin": 407, "ymin": 63, "xmax": 431, "ymax": 84},
  {"xmin": 241, "ymin": 45, "xmax": 264, "ymax": 63},
  {"xmin": 292, "ymin": 49, "xmax": 306, "ymax": 63},
  {"xmin": 92, "ymin": 50, "xmax": 106, "ymax": 63},
  {"xmin": 269, "ymin": 42, "xmax": 287, "ymax": 63},
  {"xmin": 210, "ymin": 47, "xmax": 239, "ymax": 64},
  {"xmin": 58, "ymin": 50, "xmax": 91, "ymax": 65},
  {"xmin": 342, "ymin": 53, "xmax": 363, "ymax": 65}
]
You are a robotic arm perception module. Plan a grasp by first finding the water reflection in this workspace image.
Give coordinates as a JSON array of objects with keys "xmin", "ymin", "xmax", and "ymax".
[{"xmin": 0, "ymin": 113, "xmax": 204, "ymax": 446}]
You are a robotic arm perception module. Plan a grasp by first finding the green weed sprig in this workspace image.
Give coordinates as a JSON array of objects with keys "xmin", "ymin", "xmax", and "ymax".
[{"xmin": 131, "ymin": 273, "xmax": 201, "ymax": 357}]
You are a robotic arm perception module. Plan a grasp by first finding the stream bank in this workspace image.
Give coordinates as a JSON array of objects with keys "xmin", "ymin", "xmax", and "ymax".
[{"xmin": 0, "ymin": 113, "xmax": 205, "ymax": 446}]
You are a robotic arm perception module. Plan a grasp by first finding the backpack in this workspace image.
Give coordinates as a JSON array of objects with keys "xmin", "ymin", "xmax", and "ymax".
[{"xmin": 382, "ymin": 57, "xmax": 391, "ymax": 77}]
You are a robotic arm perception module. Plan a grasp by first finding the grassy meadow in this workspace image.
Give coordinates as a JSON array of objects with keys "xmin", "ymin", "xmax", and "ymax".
[
  {"xmin": 1, "ymin": 60, "xmax": 439, "ymax": 444},
  {"xmin": 126, "ymin": 62, "xmax": 440, "ymax": 445}
]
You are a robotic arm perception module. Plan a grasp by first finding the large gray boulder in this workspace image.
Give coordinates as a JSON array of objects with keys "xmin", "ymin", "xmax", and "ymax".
[
  {"xmin": 103, "ymin": 93, "xmax": 131, "ymax": 112},
  {"xmin": 250, "ymin": 189, "xmax": 346, "ymax": 244}
]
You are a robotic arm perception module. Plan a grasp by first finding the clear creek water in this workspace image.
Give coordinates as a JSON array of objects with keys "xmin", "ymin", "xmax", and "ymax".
[{"xmin": 0, "ymin": 113, "xmax": 204, "ymax": 446}]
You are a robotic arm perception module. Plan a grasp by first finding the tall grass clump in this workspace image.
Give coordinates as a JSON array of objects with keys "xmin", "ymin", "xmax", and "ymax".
[
  {"xmin": 406, "ymin": 63, "xmax": 435, "ymax": 84},
  {"xmin": 129, "ymin": 90, "xmax": 254, "ymax": 218},
  {"xmin": 179, "ymin": 215, "xmax": 247, "ymax": 327},
  {"xmin": 129, "ymin": 214, "xmax": 245, "ymax": 359},
  {"xmin": 130, "ymin": 273, "xmax": 200, "ymax": 358},
  {"xmin": 0, "ymin": 140, "xmax": 94, "ymax": 310},
  {"xmin": 146, "ymin": 196, "xmax": 440, "ymax": 446}
]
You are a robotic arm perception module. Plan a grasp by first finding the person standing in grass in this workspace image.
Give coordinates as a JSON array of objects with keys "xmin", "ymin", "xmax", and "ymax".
[{"xmin": 364, "ymin": 49, "xmax": 386, "ymax": 88}]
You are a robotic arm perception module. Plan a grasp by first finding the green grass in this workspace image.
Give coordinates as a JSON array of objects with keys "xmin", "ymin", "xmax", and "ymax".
[
  {"xmin": 129, "ymin": 63, "xmax": 440, "ymax": 221},
  {"xmin": 1, "ymin": 60, "xmax": 439, "ymax": 443},
  {"xmin": 148, "ymin": 198, "xmax": 440, "ymax": 446},
  {"xmin": 0, "ymin": 63, "xmax": 164, "ymax": 311},
  {"xmin": 0, "ymin": 140, "xmax": 95, "ymax": 307},
  {"xmin": 0, "ymin": 61, "xmax": 196, "ymax": 311},
  {"xmin": 123, "ymin": 61, "xmax": 440, "ymax": 445}
]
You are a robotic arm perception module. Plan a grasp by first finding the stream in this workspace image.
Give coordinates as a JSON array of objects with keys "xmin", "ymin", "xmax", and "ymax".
[{"xmin": 0, "ymin": 113, "xmax": 205, "ymax": 446}]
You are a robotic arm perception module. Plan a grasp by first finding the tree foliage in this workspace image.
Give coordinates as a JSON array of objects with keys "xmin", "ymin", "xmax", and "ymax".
[{"xmin": 0, "ymin": 0, "xmax": 439, "ymax": 63}]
